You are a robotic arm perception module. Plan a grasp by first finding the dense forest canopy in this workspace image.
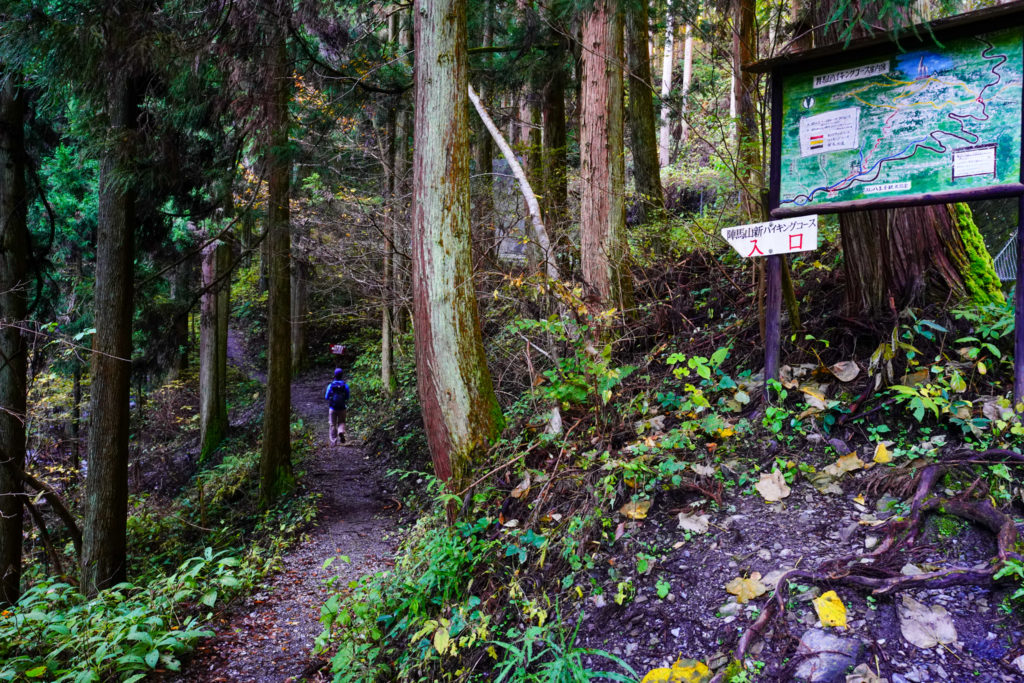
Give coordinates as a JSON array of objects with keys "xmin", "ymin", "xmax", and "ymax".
[{"xmin": 2, "ymin": 0, "xmax": 1024, "ymax": 681}]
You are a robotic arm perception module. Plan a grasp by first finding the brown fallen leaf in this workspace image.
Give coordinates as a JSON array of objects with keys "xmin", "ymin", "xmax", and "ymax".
[
  {"xmin": 725, "ymin": 572, "xmax": 768, "ymax": 603},
  {"xmin": 828, "ymin": 360, "xmax": 860, "ymax": 383},
  {"xmin": 755, "ymin": 469, "xmax": 791, "ymax": 503},
  {"xmin": 510, "ymin": 474, "xmax": 531, "ymax": 499}
]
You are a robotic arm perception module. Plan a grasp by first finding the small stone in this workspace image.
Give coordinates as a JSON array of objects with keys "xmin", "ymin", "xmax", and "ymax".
[
  {"xmin": 1012, "ymin": 654, "xmax": 1024, "ymax": 673},
  {"xmin": 758, "ymin": 549, "xmax": 772, "ymax": 561},
  {"xmin": 718, "ymin": 600, "xmax": 741, "ymax": 617},
  {"xmin": 671, "ymin": 628, "xmax": 681, "ymax": 638},
  {"xmin": 781, "ymin": 549, "xmax": 793, "ymax": 558},
  {"xmin": 794, "ymin": 629, "xmax": 864, "ymax": 682},
  {"xmin": 865, "ymin": 535, "xmax": 879, "ymax": 550}
]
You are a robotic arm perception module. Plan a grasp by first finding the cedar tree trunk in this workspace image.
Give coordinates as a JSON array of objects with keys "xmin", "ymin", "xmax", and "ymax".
[
  {"xmin": 625, "ymin": 1, "xmax": 665, "ymax": 225},
  {"xmin": 580, "ymin": 0, "xmax": 633, "ymax": 312},
  {"xmin": 200, "ymin": 241, "xmax": 230, "ymax": 461},
  {"xmin": 259, "ymin": 23, "xmax": 294, "ymax": 506},
  {"xmin": 81, "ymin": 69, "xmax": 139, "ymax": 595},
  {"xmin": 412, "ymin": 0, "xmax": 503, "ymax": 491},
  {"xmin": 0, "ymin": 71, "xmax": 28, "ymax": 606}
]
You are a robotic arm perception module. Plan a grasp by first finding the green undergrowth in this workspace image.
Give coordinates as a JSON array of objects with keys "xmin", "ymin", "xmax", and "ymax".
[
  {"xmin": 317, "ymin": 274, "xmax": 1024, "ymax": 680},
  {"xmin": 2, "ymin": 381, "xmax": 320, "ymax": 681}
]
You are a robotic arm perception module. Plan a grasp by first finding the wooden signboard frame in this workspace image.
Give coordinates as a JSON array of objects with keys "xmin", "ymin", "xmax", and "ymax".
[{"xmin": 746, "ymin": 4, "xmax": 1024, "ymax": 409}]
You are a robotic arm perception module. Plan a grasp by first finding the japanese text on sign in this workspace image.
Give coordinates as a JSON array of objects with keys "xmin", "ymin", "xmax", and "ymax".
[{"xmin": 721, "ymin": 215, "xmax": 819, "ymax": 258}]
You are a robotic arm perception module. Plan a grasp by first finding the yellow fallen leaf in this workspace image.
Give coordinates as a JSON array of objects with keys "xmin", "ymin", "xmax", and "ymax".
[
  {"xmin": 433, "ymin": 626, "xmax": 450, "ymax": 654},
  {"xmin": 825, "ymin": 453, "xmax": 864, "ymax": 477},
  {"xmin": 813, "ymin": 590, "xmax": 848, "ymax": 628},
  {"xmin": 873, "ymin": 443, "xmax": 891, "ymax": 464},
  {"xmin": 800, "ymin": 385, "xmax": 828, "ymax": 410},
  {"xmin": 725, "ymin": 572, "xmax": 768, "ymax": 604},
  {"xmin": 640, "ymin": 658, "xmax": 712, "ymax": 683},
  {"xmin": 853, "ymin": 493, "xmax": 866, "ymax": 505},
  {"xmin": 620, "ymin": 500, "xmax": 651, "ymax": 520}
]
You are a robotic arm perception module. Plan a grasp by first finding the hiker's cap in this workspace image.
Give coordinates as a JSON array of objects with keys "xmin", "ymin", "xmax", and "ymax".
[{"xmin": 334, "ymin": 368, "xmax": 344, "ymax": 379}]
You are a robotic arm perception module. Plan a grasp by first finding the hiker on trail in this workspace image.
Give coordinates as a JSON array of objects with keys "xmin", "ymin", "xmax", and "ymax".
[{"xmin": 325, "ymin": 368, "xmax": 350, "ymax": 445}]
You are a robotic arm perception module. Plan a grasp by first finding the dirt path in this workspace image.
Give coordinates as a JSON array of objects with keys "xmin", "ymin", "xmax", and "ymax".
[{"xmin": 177, "ymin": 348, "xmax": 398, "ymax": 682}]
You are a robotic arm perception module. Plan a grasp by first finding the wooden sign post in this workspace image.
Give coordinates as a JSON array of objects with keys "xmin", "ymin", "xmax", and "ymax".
[
  {"xmin": 747, "ymin": 4, "xmax": 1024, "ymax": 413},
  {"xmin": 722, "ymin": 216, "xmax": 820, "ymax": 392}
]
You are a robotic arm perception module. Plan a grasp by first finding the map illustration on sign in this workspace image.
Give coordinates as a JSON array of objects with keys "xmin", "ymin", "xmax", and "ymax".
[{"xmin": 777, "ymin": 28, "xmax": 1023, "ymax": 212}]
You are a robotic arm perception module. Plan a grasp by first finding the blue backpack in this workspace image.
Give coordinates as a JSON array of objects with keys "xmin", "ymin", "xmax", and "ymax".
[{"xmin": 326, "ymin": 380, "xmax": 350, "ymax": 409}]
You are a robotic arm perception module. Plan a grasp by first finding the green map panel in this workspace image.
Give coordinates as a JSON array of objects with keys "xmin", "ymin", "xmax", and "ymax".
[{"xmin": 778, "ymin": 28, "xmax": 1023, "ymax": 211}]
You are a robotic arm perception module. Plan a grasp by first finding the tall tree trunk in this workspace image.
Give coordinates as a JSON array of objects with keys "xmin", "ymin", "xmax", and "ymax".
[
  {"xmin": 382, "ymin": 82, "xmax": 397, "ymax": 397},
  {"xmin": 680, "ymin": 24, "xmax": 693, "ymax": 143},
  {"xmin": 0, "ymin": 70, "xmax": 28, "ymax": 607},
  {"xmin": 259, "ymin": 21, "xmax": 293, "ymax": 506},
  {"xmin": 167, "ymin": 257, "xmax": 192, "ymax": 379},
  {"xmin": 624, "ymin": 1, "xmax": 665, "ymax": 226},
  {"xmin": 412, "ymin": 0, "xmax": 503, "ymax": 492},
  {"xmin": 658, "ymin": 15, "xmax": 674, "ymax": 166},
  {"xmin": 734, "ymin": 0, "xmax": 760, "ymax": 218},
  {"xmin": 82, "ymin": 68, "xmax": 139, "ymax": 596},
  {"xmin": 541, "ymin": 37, "xmax": 568, "ymax": 245},
  {"xmin": 199, "ymin": 241, "xmax": 230, "ymax": 461},
  {"xmin": 472, "ymin": 0, "xmax": 494, "ymax": 234},
  {"xmin": 393, "ymin": 9, "xmax": 414, "ymax": 334},
  {"xmin": 580, "ymin": 0, "xmax": 633, "ymax": 312},
  {"xmin": 290, "ymin": 256, "xmax": 308, "ymax": 375}
]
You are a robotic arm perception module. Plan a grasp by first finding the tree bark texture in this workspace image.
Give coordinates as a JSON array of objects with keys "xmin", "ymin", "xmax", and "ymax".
[
  {"xmin": 840, "ymin": 203, "xmax": 1003, "ymax": 316},
  {"xmin": 82, "ymin": 68, "xmax": 139, "ymax": 596},
  {"xmin": 580, "ymin": 0, "xmax": 633, "ymax": 312},
  {"xmin": 624, "ymin": 1, "xmax": 665, "ymax": 225},
  {"xmin": 412, "ymin": 0, "xmax": 503, "ymax": 491},
  {"xmin": 0, "ymin": 71, "xmax": 28, "ymax": 606},
  {"xmin": 200, "ymin": 241, "xmax": 230, "ymax": 461},
  {"xmin": 259, "ymin": 23, "xmax": 293, "ymax": 507}
]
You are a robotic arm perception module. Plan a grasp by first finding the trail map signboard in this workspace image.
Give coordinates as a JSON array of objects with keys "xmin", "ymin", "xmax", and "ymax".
[
  {"xmin": 771, "ymin": 27, "xmax": 1024, "ymax": 216},
  {"xmin": 747, "ymin": 5, "xmax": 1024, "ymax": 409}
]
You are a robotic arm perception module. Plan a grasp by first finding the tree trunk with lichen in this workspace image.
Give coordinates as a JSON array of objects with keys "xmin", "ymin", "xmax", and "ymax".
[
  {"xmin": 412, "ymin": 0, "xmax": 503, "ymax": 493},
  {"xmin": 0, "ymin": 70, "xmax": 28, "ymax": 606},
  {"xmin": 841, "ymin": 203, "xmax": 1004, "ymax": 316},
  {"xmin": 581, "ymin": 0, "xmax": 633, "ymax": 313},
  {"xmin": 200, "ymin": 241, "xmax": 230, "ymax": 462}
]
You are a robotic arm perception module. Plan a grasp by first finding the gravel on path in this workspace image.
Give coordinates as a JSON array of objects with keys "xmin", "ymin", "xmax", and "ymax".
[{"xmin": 172, "ymin": 370, "xmax": 399, "ymax": 683}]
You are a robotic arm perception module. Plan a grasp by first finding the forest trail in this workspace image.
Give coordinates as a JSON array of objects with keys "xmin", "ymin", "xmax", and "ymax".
[{"xmin": 175, "ymin": 337, "xmax": 399, "ymax": 682}]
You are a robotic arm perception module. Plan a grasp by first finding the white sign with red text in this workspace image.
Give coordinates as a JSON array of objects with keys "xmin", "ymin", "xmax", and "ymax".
[{"xmin": 721, "ymin": 215, "xmax": 819, "ymax": 258}]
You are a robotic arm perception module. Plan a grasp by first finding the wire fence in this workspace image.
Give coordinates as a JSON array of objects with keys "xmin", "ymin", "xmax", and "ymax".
[{"xmin": 993, "ymin": 233, "xmax": 1019, "ymax": 282}]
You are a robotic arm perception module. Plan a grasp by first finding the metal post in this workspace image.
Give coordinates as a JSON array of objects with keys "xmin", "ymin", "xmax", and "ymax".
[
  {"xmin": 765, "ymin": 253, "xmax": 782, "ymax": 395},
  {"xmin": 1015, "ymin": 195, "xmax": 1024, "ymax": 411}
]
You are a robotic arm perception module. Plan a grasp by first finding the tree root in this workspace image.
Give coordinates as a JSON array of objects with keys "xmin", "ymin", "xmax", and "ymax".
[{"xmin": 708, "ymin": 447, "xmax": 1024, "ymax": 682}]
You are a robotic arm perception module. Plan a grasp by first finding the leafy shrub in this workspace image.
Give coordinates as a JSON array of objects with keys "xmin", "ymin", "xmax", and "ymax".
[{"xmin": 0, "ymin": 549, "xmax": 251, "ymax": 682}]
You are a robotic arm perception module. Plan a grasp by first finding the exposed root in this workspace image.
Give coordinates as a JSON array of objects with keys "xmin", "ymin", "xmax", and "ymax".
[{"xmin": 709, "ymin": 448, "xmax": 1024, "ymax": 681}]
